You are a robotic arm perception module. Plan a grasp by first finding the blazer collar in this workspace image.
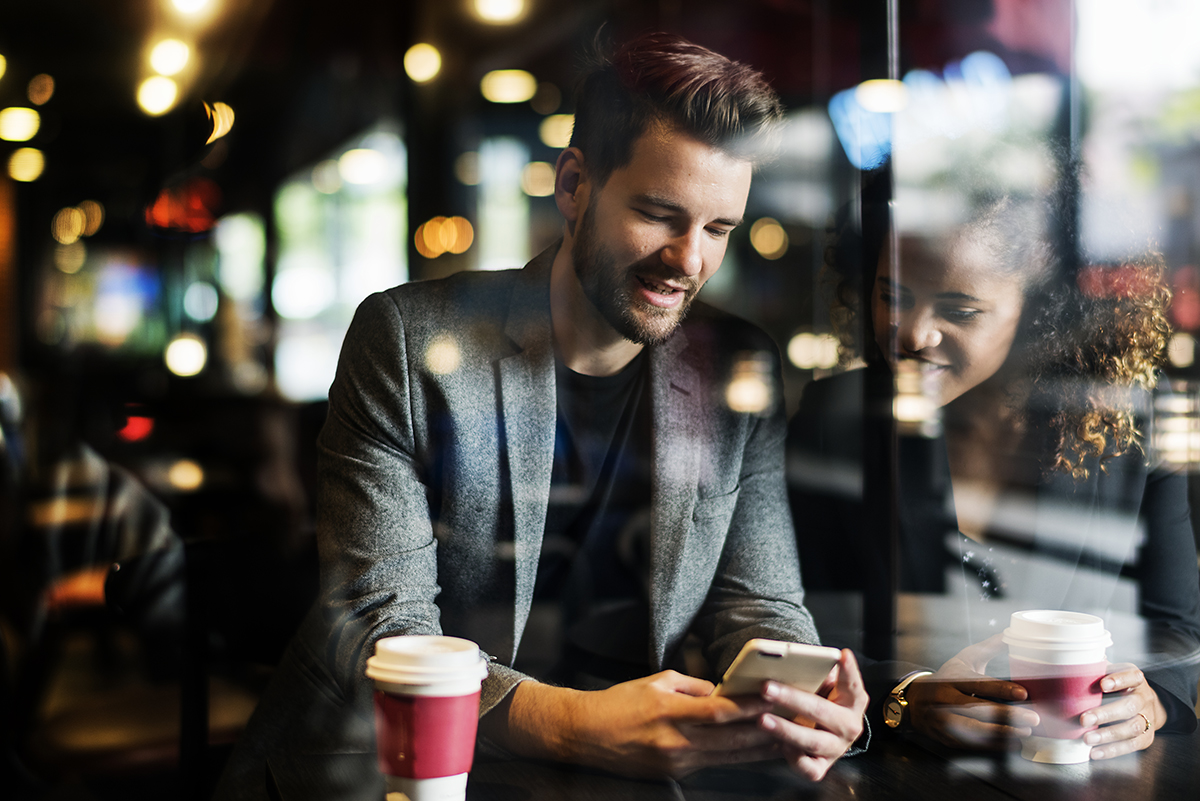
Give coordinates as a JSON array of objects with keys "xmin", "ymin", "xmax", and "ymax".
[{"xmin": 494, "ymin": 242, "xmax": 559, "ymax": 664}]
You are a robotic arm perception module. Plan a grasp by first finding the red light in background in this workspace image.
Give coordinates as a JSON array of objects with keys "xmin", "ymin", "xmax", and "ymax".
[
  {"xmin": 117, "ymin": 415, "xmax": 155, "ymax": 442},
  {"xmin": 144, "ymin": 177, "xmax": 221, "ymax": 233}
]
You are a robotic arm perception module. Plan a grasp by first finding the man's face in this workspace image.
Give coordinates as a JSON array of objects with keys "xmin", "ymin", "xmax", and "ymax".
[{"xmin": 571, "ymin": 124, "xmax": 753, "ymax": 345}]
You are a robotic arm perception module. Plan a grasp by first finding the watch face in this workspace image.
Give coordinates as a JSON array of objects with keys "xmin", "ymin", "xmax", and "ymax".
[{"xmin": 884, "ymin": 698, "xmax": 903, "ymax": 728}]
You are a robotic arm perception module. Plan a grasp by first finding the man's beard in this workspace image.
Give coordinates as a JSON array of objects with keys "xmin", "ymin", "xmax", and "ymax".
[{"xmin": 571, "ymin": 206, "xmax": 699, "ymax": 346}]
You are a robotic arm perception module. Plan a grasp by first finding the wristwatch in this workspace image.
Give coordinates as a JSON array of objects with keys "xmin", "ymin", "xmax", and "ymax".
[{"xmin": 883, "ymin": 670, "xmax": 934, "ymax": 730}]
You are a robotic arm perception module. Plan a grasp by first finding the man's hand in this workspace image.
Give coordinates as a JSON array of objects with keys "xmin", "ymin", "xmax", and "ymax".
[
  {"xmin": 906, "ymin": 633, "xmax": 1038, "ymax": 750},
  {"xmin": 490, "ymin": 670, "xmax": 783, "ymax": 778},
  {"xmin": 754, "ymin": 648, "xmax": 868, "ymax": 781}
]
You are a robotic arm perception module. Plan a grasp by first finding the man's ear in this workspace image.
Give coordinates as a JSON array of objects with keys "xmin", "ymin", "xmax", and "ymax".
[{"xmin": 555, "ymin": 147, "xmax": 587, "ymax": 224}]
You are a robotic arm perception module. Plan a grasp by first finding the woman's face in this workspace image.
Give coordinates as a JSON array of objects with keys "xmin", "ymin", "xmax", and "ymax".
[{"xmin": 871, "ymin": 234, "xmax": 1026, "ymax": 406}]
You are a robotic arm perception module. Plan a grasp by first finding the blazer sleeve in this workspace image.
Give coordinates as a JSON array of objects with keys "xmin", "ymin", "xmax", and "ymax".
[
  {"xmin": 314, "ymin": 291, "xmax": 530, "ymax": 714},
  {"xmin": 1135, "ymin": 458, "xmax": 1200, "ymax": 733}
]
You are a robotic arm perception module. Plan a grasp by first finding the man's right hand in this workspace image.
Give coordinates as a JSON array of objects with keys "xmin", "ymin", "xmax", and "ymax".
[
  {"xmin": 487, "ymin": 670, "xmax": 783, "ymax": 778},
  {"xmin": 906, "ymin": 634, "xmax": 1039, "ymax": 750}
]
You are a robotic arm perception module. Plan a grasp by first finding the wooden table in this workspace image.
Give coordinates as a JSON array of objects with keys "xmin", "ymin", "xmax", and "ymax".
[{"xmin": 266, "ymin": 728, "xmax": 1200, "ymax": 801}]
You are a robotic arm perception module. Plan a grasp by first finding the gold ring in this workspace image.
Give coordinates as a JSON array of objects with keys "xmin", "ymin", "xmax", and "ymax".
[{"xmin": 1137, "ymin": 713, "xmax": 1151, "ymax": 734}]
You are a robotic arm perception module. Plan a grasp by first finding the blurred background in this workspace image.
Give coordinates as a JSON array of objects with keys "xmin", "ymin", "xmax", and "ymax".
[{"xmin": 2, "ymin": 1, "xmax": 1200, "ymax": 799}]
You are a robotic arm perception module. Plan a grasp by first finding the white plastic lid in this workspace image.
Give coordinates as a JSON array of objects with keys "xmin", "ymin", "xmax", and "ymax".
[
  {"xmin": 366, "ymin": 635, "xmax": 487, "ymax": 687},
  {"xmin": 1003, "ymin": 610, "xmax": 1111, "ymax": 653}
]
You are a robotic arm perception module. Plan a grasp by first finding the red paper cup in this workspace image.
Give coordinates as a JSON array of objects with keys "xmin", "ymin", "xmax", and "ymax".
[
  {"xmin": 1003, "ymin": 610, "xmax": 1112, "ymax": 764},
  {"xmin": 366, "ymin": 636, "xmax": 488, "ymax": 801}
]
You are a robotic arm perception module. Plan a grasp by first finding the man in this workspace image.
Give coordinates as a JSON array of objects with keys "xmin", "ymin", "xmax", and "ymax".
[{"xmin": 217, "ymin": 33, "xmax": 865, "ymax": 799}]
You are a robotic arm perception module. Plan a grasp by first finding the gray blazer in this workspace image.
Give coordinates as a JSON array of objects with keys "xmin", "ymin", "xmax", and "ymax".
[
  {"xmin": 318, "ymin": 242, "xmax": 818, "ymax": 711},
  {"xmin": 216, "ymin": 244, "xmax": 818, "ymax": 799}
]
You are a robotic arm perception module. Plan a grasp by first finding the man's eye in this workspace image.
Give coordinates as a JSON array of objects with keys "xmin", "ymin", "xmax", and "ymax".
[
  {"xmin": 707, "ymin": 227, "xmax": 732, "ymax": 238},
  {"xmin": 639, "ymin": 210, "xmax": 669, "ymax": 223}
]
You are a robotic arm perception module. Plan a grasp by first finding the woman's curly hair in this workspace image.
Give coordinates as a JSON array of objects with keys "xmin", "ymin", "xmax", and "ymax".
[{"xmin": 823, "ymin": 183, "xmax": 1171, "ymax": 480}]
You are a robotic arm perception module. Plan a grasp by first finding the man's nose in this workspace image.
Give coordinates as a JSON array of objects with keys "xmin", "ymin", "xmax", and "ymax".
[
  {"xmin": 895, "ymin": 311, "xmax": 942, "ymax": 355},
  {"xmin": 661, "ymin": 229, "xmax": 705, "ymax": 277}
]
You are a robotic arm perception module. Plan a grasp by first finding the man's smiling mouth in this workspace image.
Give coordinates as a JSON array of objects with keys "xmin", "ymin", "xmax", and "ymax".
[{"xmin": 637, "ymin": 276, "xmax": 683, "ymax": 295}]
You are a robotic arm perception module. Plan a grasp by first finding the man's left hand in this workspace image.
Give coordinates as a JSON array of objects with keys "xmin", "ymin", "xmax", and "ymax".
[{"xmin": 755, "ymin": 648, "xmax": 868, "ymax": 780}]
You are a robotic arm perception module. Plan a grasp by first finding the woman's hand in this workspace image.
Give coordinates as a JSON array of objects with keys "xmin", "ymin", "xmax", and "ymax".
[
  {"xmin": 905, "ymin": 634, "xmax": 1039, "ymax": 750},
  {"xmin": 1082, "ymin": 663, "xmax": 1167, "ymax": 760}
]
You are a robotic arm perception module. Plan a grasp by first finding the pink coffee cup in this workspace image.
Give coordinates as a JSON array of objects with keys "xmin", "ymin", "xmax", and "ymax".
[
  {"xmin": 366, "ymin": 635, "xmax": 488, "ymax": 801},
  {"xmin": 1003, "ymin": 610, "xmax": 1112, "ymax": 764}
]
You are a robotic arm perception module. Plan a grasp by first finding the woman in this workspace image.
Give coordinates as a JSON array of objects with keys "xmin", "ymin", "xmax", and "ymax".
[{"xmin": 787, "ymin": 190, "xmax": 1200, "ymax": 759}]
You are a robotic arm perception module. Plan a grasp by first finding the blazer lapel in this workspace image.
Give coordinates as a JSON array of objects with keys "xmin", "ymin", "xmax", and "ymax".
[
  {"xmin": 647, "ymin": 329, "xmax": 705, "ymax": 668},
  {"xmin": 495, "ymin": 247, "xmax": 557, "ymax": 665}
]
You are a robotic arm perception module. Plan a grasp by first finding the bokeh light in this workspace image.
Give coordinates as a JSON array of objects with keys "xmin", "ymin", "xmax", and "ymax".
[
  {"xmin": 725, "ymin": 353, "xmax": 774, "ymax": 414},
  {"xmin": 172, "ymin": 0, "xmax": 212, "ymax": 13},
  {"xmin": 184, "ymin": 281, "xmax": 220, "ymax": 321},
  {"xmin": 0, "ymin": 55, "xmax": 6, "ymax": 81},
  {"xmin": 27, "ymin": 74, "xmax": 55, "ymax": 105},
  {"xmin": 855, "ymin": 78, "xmax": 909, "ymax": 113},
  {"xmin": 481, "ymin": 70, "xmax": 537, "ymax": 103},
  {"xmin": 1169, "ymin": 332, "xmax": 1196, "ymax": 368},
  {"xmin": 539, "ymin": 114, "xmax": 574, "ymax": 148},
  {"xmin": 9, "ymin": 148, "xmax": 44, "ymax": 182},
  {"xmin": 167, "ymin": 459, "xmax": 205, "ymax": 491},
  {"xmin": 0, "ymin": 107, "xmax": 40, "ymax": 141},
  {"xmin": 415, "ymin": 216, "xmax": 474, "ymax": 259},
  {"xmin": 520, "ymin": 162, "xmax": 555, "ymax": 197},
  {"xmin": 272, "ymin": 264, "xmax": 336, "ymax": 319},
  {"xmin": 787, "ymin": 332, "xmax": 840, "ymax": 370},
  {"xmin": 150, "ymin": 39, "xmax": 190, "ymax": 76},
  {"xmin": 55, "ymin": 242, "xmax": 87, "ymax": 274},
  {"xmin": 404, "ymin": 43, "xmax": 442, "ymax": 83},
  {"xmin": 474, "ymin": 0, "xmax": 525, "ymax": 23},
  {"xmin": 749, "ymin": 218, "xmax": 789, "ymax": 260},
  {"xmin": 425, "ymin": 335, "xmax": 462, "ymax": 375},
  {"xmin": 78, "ymin": 199, "xmax": 105, "ymax": 235},
  {"xmin": 52, "ymin": 207, "xmax": 86, "ymax": 245},
  {"xmin": 204, "ymin": 101, "xmax": 235, "ymax": 143},
  {"xmin": 138, "ymin": 76, "xmax": 178, "ymax": 116},
  {"xmin": 164, "ymin": 333, "xmax": 208, "ymax": 376},
  {"xmin": 338, "ymin": 148, "xmax": 385, "ymax": 184}
]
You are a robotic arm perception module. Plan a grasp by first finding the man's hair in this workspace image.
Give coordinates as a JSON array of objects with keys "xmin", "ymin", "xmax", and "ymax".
[{"xmin": 568, "ymin": 32, "xmax": 784, "ymax": 186}]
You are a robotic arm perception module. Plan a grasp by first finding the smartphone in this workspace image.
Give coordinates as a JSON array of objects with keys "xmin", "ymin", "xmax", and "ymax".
[{"xmin": 713, "ymin": 638, "xmax": 841, "ymax": 697}]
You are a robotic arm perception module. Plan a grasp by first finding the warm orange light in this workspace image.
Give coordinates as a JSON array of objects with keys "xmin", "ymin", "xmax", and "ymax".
[
  {"xmin": 28, "ymin": 74, "xmax": 55, "ymax": 105},
  {"xmin": 415, "ymin": 216, "xmax": 474, "ymax": 258}
]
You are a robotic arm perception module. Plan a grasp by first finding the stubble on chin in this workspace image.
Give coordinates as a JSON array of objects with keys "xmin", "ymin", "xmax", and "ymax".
[{"xmin": 571, "ymin": 211, "xmax": 694, "ymax": 347}]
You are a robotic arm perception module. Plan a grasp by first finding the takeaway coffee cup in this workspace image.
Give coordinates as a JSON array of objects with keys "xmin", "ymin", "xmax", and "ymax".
[
  {"xmin": 1002, "ymin": 610, "xmax": 1112, "ymax": 764},
  {"xmin": 366, "ymin": 635, "xmax": 489, "ymax": 801}
]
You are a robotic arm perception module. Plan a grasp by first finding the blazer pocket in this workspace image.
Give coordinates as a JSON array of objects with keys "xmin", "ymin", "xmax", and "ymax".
[{"xmin": 692, "ymin": 485, "xmax": 741, "ymax": 524}]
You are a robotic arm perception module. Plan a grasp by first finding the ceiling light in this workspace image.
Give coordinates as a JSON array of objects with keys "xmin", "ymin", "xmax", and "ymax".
[
  {"xmin": 474, "ymin": 0, "xmax": 525, "ymax": 24},
  {"xmin": 0, "ymin": 107, "xmax": 40, "ymax": 141},
  {"xmin": 480, "ymin": 70, "xmax": 537, "ymax": 103},
  {"xmin": 138, "ymin": 76, "xmax": 179, "ymax": 116},
  {"xmin": 150, "ymin": 39, "xmax": 190, "ymax": 76},
  {"xmin": 8, "ymin": 148, "xmax": 44, "ymax": 182},
  {"xmin": 404, "ymin": 44, "xmax": 441, "ymax": 83}
]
